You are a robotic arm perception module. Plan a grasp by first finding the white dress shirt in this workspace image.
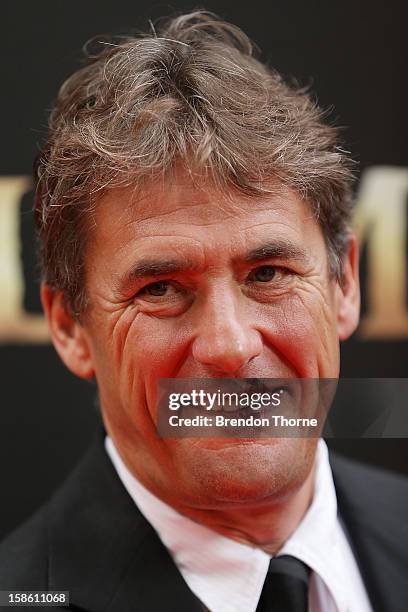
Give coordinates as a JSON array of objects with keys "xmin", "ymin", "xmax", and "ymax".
[{"xmin": 105, "ymin": 437, "xmax": 373, "ymax": 612}]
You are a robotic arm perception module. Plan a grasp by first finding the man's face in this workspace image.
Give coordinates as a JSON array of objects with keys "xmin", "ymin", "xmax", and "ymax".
[{"xmin": 52, "ymin": 174, "xmax": 359, "ymax": 509}]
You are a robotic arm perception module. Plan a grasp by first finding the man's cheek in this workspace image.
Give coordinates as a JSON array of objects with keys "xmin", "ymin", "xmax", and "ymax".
[
  {"xmin": 130, "ymin": 317, "xmax": 194, "ymax": 375},
  {"xmin": 289, "ymin": 288, "xmax": 340, "ymax": 375},
  {"xmin": 290, "ymin": 281, "xmax": 339, "ymax": 331},
  {"xmin": 106, "ymin": 305, "xmax": 145, "ymax": 363},
  {"xmin": 114, "ymin": 320, "xmax": 186, "ymax": 409},
  {"xmin": 261, "ymin": 293, "xmax": 336, "ymax": 376}
]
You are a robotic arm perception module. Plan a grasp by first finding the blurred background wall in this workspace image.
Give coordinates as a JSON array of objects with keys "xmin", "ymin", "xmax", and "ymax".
[{"xmin": 1, "ymin": 0, "xmax": 407, "ymax": 541}]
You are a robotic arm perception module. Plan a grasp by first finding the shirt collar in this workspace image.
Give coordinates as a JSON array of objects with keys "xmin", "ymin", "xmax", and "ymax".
[
  {"xmin": 105, "ymin": 437, "xmax": 347, "ymax": 612},
  {"xmin": 279, "ymin": 440, "xmax": 347, "ymax": 611}
]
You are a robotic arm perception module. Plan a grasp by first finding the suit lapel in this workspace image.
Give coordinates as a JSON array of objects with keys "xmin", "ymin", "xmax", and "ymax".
[
  {"xmin": 330, "ymin": 452, "xmax": 408, "ymax": 612},
  {"xmin": 47, "ymin": 428, "xmax": 202, "ymax": 612}
]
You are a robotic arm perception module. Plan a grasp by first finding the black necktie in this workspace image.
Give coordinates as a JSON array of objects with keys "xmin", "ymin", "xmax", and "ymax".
[{"xmin": 256, "ymin": 555, "xmax": 311, "ymax": 612}]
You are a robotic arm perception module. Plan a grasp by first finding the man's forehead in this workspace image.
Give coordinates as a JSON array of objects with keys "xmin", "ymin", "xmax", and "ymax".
[
  {"xmin": 93, "ymin": 176, "xmax": 314, "ymax": 232},
  {"xmin": 89, "ymin": 177, "xmax": 327, "ymax": 289}
]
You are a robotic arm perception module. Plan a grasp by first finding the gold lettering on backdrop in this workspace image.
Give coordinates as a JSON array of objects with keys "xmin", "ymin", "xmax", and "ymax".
[
  {"xmin": 0, "ymin": 176, "xmax": 49, "ymax": 343},
  {"xmin": 354, "ymin": 166, "xmax": 408, "ymax": 338}
]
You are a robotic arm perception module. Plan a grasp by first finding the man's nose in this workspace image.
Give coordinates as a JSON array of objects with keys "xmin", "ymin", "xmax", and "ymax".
[{"xmin": 191, "ymin": 291, "xmax": 263, "ymax": 375}]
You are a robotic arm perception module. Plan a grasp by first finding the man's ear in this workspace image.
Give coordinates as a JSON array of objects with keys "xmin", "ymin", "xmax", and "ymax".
[
  {"xmin": 40, "ymin": 283, "xmax": 95, "ymax": 379},
  {"xmin": 335, "ymin": 233, "xmax": 361, "ymax": 341}
]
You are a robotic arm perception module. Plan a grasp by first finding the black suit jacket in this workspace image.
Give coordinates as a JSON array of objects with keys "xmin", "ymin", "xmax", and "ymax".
[{"xmin": 0, "ymin": 430, "xmax": 407, "ymax": 612}]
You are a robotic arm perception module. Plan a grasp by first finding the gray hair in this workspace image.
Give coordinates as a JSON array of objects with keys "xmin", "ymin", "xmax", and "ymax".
[{"xmin": 34, "ymin": 10, "xmax": 355, "ymax": 317}]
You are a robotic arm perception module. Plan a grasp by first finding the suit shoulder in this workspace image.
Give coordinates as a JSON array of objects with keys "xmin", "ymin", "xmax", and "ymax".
[
  {"xmin": 329, "ymin": 451, "xmax": 408, "ymax": 610},
  {"xmin": 330, "ymin": 451, "xmax": 408, "ymax": 525},
  {"xmin": 330, "ymin": 451, "xmax": 408, "ymax": 496},
  {"xmin": 0, "ymin": 504, "xmax": 49, "ymax": 590}
]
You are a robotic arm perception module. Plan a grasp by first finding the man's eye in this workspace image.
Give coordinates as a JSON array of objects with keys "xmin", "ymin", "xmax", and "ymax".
[
  {"xmin": 248, "ymin": 265, "xmax": 277, "ymax": 282},
  {"xmin": 138, "ymin": 281, "xmax": 172, "ymax": 297},
  {"xmin": 134, "ymin": 280, "xmax": 192, "ymax": 315}
]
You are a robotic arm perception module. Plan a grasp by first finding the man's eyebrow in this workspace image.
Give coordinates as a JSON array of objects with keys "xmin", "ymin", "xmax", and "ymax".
[
  {"xmin": 243, "ymin": 241, "xmax": 310, "ymax": 264},
  {"xmin": 115, "ymin": 258, "xmax": 196, "ymax": 293},
  {"xmin": 115, "ymin": 242, "xmax": 309, "ymax": 293}
]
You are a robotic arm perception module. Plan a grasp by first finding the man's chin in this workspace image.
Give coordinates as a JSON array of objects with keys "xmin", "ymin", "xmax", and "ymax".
[{"xmin": 171, "ymin": 437, "xmax": 317, "ymax": 507}]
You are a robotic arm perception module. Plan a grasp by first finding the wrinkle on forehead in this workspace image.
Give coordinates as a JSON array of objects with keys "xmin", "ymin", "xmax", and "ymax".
[{"xmin": 94, "ymin": 171, "xmax": 307, "ymax": 230}]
